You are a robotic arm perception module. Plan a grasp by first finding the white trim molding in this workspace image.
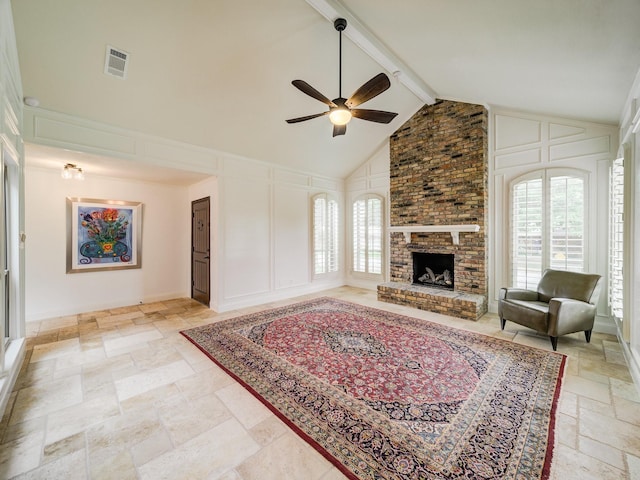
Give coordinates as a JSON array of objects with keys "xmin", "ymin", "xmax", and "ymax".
[
  {"xmin": 388, "ymin": 224, "xmax": 480, "ymax": 245},
  {"xmin": 304, "ymin": 0, "xmax": 437, "ymax": 104}
]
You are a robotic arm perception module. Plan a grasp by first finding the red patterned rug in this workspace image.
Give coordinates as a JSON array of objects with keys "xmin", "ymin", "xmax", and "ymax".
[{"xmin": 181, "ymin": 297, "xmax": 565, "ymax": 479}]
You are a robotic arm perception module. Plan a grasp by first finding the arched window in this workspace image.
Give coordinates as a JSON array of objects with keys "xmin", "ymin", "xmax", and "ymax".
[
  {"xmin": 312, "ymin": 194, "xmax": 339, "ymax": 275},
  {"xmin": 510, "ymin": 169, "xmax": 587, "ymax": 289},
  {"xmin": 352, "ymin": 195, "xmax": 383, "ymax": 275}
]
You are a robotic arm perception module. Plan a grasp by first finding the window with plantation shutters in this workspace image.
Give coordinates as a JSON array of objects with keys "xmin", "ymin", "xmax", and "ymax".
[
  {"xmin": 512, "ymin": 176, "xmax": 543, "ymax": 289},
  {"xmin": 549, "ymin": 175, "xmax": 584, "ymax": 272},
  {"xmin": 609, "ymin": 156, "xmax": 624, "ymax": 320},
  {"xmin": 313, "ymin": 194, "xmax": 339, "ymax": 275},
  {"xmin": 327, "ymin": 198, "xmax": 339, "ymax": 273},
  {"xmin": 353, "ymin": 195, "xmax": 383, "ymax": 275},
  {"xmin": 511, "ymin": 169, "xmax": 586, "ymax": 289}
]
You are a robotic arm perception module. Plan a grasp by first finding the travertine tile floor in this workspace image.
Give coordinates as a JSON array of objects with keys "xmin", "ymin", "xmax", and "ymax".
[{"xmin": 0, "ymin": 286, "xmax": 639, "ymax": 479}]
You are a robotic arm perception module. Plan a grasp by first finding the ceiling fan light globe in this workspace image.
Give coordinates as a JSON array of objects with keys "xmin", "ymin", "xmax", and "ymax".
[{"xmin": 329, "ymin": 108, "xmax": 352, "ymax": 126}]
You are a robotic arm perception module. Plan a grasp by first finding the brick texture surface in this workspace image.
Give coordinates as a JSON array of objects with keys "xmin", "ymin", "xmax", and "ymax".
[{"xmin": 381, "ymin": 100, "xmax": 488, "ymax": 320}]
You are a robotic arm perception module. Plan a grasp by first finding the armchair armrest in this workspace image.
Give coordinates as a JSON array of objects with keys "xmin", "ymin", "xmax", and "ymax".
[
  {"xmin": 499, "ymin": 287, "xmax": 539, "ymax": 302},
  {"xmin": 547, "ymin": 297, "xmax": 597, "ymax": 336}
]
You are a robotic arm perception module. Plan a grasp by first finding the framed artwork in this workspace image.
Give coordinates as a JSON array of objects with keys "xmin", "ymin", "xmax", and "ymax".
[{"xmin": 66, "ymin": 197, "xmax": 142, "ymax": 273}]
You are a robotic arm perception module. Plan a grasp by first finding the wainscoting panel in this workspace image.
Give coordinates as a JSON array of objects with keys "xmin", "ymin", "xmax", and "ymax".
[
  {"xmin": 143, "ymin": 141, "xmax": 218, "ymax": 172},
  {"xmin": 489, "ymin": 108, "xmax": 618, "ymax": 333},
  {"xmin": 273, "ymin": 170, "xmax": 311, "ymax": 188},
  {"xmin": 222, "ymin": 177, "xmax": 271, "ymax": 300},
  {"xmin": 33, "ymin": 116, "xmax": 136, "ymax": 156},
  {"xmin": 311, "ymin": 176, "xmax": 342, "ymax": 192},
  {"xmin": 549, "ymin": 135, "xmax": 611, "ymax": 162},
  {"xmin": 274, "ymin": 186, "xmax": 310, "ymax": 290},
  {"xmin": 494, "ymin": 114, "xmax": 541, "ymax": 150},
  {"xmin": 224, "ymin": 158, "xmax": 271, "ymax": 179},
  {"xmin": 495, "ymin": 148, "xmax": 541, "ymax": 170},
  {"xmin": 549, "ymin": 122, "xmax": 585, "ymax": 140}
]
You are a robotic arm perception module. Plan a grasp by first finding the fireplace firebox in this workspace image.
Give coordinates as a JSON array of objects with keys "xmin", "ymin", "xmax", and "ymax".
[{"xmin": 412, "ymin": 253, "xmax": 454, "ymax": 290}]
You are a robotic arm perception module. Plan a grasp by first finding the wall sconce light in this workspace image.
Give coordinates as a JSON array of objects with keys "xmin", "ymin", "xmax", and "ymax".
[{"xmin": 61, "ymin": 163, "xmax": 84, "ymax": 180}]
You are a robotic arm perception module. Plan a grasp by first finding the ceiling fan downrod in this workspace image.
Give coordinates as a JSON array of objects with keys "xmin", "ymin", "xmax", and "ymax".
[{"xmin": 334, "ymin": 18, "xmax": 347, "ymax": 99}]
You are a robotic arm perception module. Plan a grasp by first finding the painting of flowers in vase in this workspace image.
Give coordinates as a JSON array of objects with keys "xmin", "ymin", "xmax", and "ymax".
[{"xmin": 67, "ymin": 198, "xmax": 142, "ymax": 273}]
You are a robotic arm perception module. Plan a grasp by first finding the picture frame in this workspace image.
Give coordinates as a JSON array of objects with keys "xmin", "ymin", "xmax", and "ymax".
[{"xmin": 66, "ymin": 197, "xmax": 142, "ymax": 273}]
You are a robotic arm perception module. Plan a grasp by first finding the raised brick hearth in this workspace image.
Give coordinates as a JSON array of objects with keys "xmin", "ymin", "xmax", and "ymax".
[
  {"xmin": 378, "ymin": 282, "xmax": 486, "ymax": 320},
  {"xmin": 378, "ymin": 99, "xmax": 488, "ymax": 320}
]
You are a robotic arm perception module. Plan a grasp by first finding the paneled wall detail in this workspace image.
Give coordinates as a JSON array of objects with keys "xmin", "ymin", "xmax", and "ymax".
[
  {"xmin": 345, "ymin": 142, "xmax": 390, "ymax": 290},
  {"xmin": 489, "ymin": 108, "xmax": 618, "ymax": 334},
  {"xmin": 22, "ymin": 107, "xmax": 345, "ymax": 314},
  {"xmin": 493, "ymin": 112, "xmax": 616, "ymax": 172}
]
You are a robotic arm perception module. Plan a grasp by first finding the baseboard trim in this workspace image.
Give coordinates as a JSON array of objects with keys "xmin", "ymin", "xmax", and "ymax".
[
  {"xmin": 26, "ymin": 291, "xmax": 189, "ymax": 322},
  {"xmin": 217, "ymin": 282, "xmax": 345, "ymax": 313},
  {"xmin": 617, "ymin": 327, "xmax": 640, "ymax": 396}
]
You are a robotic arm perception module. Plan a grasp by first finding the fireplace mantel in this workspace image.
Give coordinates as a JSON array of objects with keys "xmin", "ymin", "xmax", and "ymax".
[{"xmin": 388, "ymin": 224, "xmax": 480, "ymax": 245}]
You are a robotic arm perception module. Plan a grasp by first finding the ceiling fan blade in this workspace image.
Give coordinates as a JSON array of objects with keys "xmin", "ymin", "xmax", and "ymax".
[
  {"xmin": 285, "ymin": 112, "xmax": 328, "ymax": 124},
  {"xmin": 333, "ymin": 124, "xmax": 346, "ymax": 137},
  {"xmin": 351, "ymin": 109, "xmax": 398, "ymax": 124},
  {"xmin": 291, "ymin": 80, "xmax": 337, "ymax": 107},
  {"xmin": 345, "ymin": 73, "xmax": 391, "ymax": 108}
]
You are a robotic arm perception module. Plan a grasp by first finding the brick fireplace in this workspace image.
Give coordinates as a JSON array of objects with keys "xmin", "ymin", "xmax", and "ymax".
[{"xmin": 377, "ymin": 100, "xmax": 488, "ymax": 320}]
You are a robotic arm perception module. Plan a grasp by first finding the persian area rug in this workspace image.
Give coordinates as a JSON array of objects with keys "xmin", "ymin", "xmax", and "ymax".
[{"xmin": 181, "ymin": 297, "xmax": 565, "ymax": 480}]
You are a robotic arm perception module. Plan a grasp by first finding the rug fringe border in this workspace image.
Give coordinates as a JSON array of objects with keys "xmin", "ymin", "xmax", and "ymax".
[{"xmin": 542, "ymin": 353, "xmax": 567, "ymax": 480}]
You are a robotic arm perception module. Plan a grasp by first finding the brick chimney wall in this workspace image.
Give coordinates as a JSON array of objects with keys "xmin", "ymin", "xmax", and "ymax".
[{"xmin": 388, "ymin": 99, "xmax": 488, "ymax": 300}]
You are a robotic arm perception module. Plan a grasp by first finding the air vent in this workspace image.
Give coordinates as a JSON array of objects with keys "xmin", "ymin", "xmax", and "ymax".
[{"xmin": 104, "ymin": 45, "xmax": 129, "ymax": 79}]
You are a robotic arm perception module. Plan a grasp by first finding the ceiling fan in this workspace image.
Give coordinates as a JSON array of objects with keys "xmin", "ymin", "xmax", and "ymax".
[{"xmin": 286, "ymin": 18, "xmax": 398, "ymax": 137}]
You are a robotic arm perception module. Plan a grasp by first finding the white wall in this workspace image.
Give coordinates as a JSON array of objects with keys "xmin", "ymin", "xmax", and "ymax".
[
  {"xmin": 25, "ymin": 167, "xmax": 190, "ymax": 320},
  {"xmin": 21, "ymin": 107, "xmax": 347, "ymax": 316},
  {"xmin": 488, "ymin": 108, "xmax": 619, "ymax": 333},
  {"xmin": 215, "ymin": 159, "xmax": 345, "ymax": 312},
  {"xmin": 345, "ymin": 142, "xmax": 390, "ymax": 290}
]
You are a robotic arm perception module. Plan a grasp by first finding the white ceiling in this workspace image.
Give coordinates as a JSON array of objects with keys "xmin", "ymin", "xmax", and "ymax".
[{"xmin": 11, "ymin": 0, "xmax": 640, "ymax": 182}]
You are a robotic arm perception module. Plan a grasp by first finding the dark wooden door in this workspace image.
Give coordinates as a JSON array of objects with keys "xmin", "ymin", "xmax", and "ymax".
[{"xmin": 191, "ymin": 197, "xmax": 210, "ymax": 306}]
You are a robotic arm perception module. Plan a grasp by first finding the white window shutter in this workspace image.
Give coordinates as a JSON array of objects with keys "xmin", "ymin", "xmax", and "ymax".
[
  {"xmin": 609, "ymin": 157, "xmax": 624, "ymax": 319},
  {"xmin": 511, "ymin": 171, "xmax": 585, "ymax": 290}
]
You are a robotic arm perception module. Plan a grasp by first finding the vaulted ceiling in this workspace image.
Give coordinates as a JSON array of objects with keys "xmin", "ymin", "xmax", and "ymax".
[{"xmin": 11, "ymin": 0, "xmax": 640, "ymax": 179}]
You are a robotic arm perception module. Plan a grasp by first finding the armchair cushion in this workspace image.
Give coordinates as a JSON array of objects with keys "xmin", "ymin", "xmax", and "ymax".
[
  {"xmin": 500, "ymin": 298, "xmax": 549, "ymax": 333},
  {"xmin": 548, "ymin": 298, "xmax": 597, "ymax": 337}
]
